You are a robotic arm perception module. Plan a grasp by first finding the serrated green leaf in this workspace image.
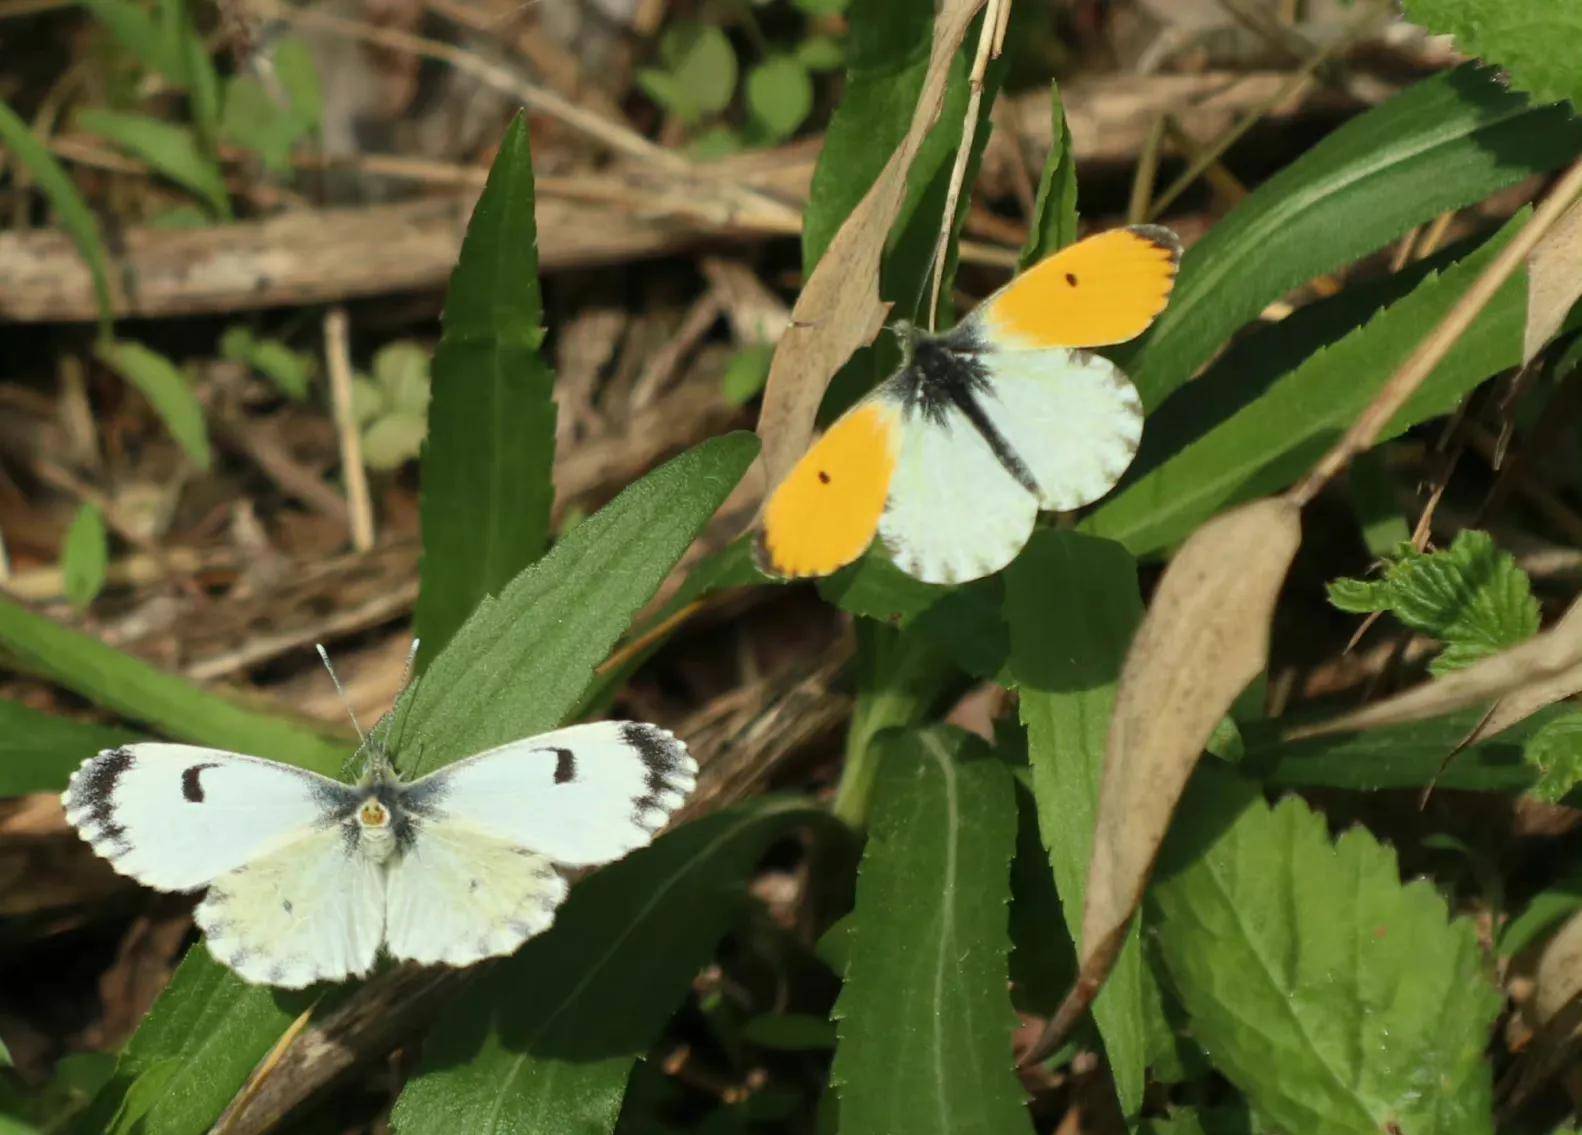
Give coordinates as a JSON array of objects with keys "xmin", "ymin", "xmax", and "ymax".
[
  {"xmin": 1018, "ymin": 81, "xmax": 1078, "ymax": 269},
  {"xmin": 1086, "ymin": 211, "xmax": 1528, "ymax": 555},
  {"xmin": 94, "ymin": 340, "xmax": 212, "ymax": 470},
  {"xmin": 401, "ymin": 431, "xmax": 758, "ymax": 777},
  {"xmin": 0, "ymin": 96, "xmax": 114, "ymax": 331},
  {"xmin": 747, "ymin": 56, "xmax": 814, "ymax": 142},
  {"xmin": 1524, "ymin": 710, "xmax": 1582, "ymax": 803},
  {"xmin": 1327, "ymin": 530, "xmax": 1540, "ymax": 675},
  {"xmin": 75, "ymin": 109, "xmax": 229, "ymax": 218},
  {"xmin": 412, "ymin": 114, "xmax": 556, "ymax": 667},
  {"xmin": 1405, "ymin": 0, "xmax": 1582, "ymax": 111},
  {"xmin": 61, "ymin": 503, "xmax": 108, "ymax": 610},
  {"xmin": 390, "ymin": 799, "xmax": 825, "ymax": 1135},
  {"xmin": 0, "ymin": 596, "xmax": 345, "ymax": 773},
  {"xmin": 1153, "ymin": 771, "xmax": 1502, "ymax": 1135},
  {"xmin": 0, "ymin": 698, "xmax": 140, "ymax": 796},
  {"xmin": 1005, "ymin": 530, "xmax": 1150, "ymax": 1118},
  {"xmin": 1120, "ymin": 64, "xmax": 1582, "ymax": 410},
  {"xmin": 831, "ymin": 728, "xmax": 1030, "ymax": 1135}
]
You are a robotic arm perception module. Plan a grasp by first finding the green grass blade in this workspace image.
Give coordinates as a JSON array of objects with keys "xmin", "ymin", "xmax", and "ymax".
[
  {"xmin": 830, "ymin": 727, "xmax": 1029, "ymax": 1135},
  {"xmin": 61, "ymin": 502, "xmax": 108, "ymax": 610},
  {"xmin": 1154, "ymin": 769, "xmax": 1501, "ymax": 1134},
  {"xmin": 390, "ymin": 799, "xmax": 826, "ymax": 1134},
  {"xmin": 399, "ymin": 431, "xmax": 758, "ymax": 777},
  {"xmin": 1123, "ymin": 64, "xmax": 1582, "ymax": 409},
  {"xmin": 0, "ymin": 596, "xmax": 346, "ymax": 772},
  {"xmin": 1005, "ymin": 530, "xmax": 1151, "ymax": 1119},
  {"xmin": 1087, "ymin": 209, "xmax": 1526, "ymax": 555},
  {"xmin": 0, "ymin": 699, "xmax": 140, "ymax": 796},
  {"xmin": 413, "ymin": 113, "xmax": 557, "ymax": 667},
  {"xmin": 1018, "ymin": 81, "xmax": 1078, "ymax": 268},
  {"xmin": 75, "ymin": 110, "xmax": 229, "ymax": 218},
  {"xmin": 94, "ymin": 340, "xmax": 212, "ymax": 470},
  {"xmin": 0, "ymin": 95, "xmax": 114, "ymax": 331}
]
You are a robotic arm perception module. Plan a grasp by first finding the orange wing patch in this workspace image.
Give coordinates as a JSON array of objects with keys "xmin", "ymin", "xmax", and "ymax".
[
  {"xmin": 981, "ymin": 225, "xmax": 1181, "ymax": 349},
  {"xmin": 760, "ymin": 399, "xmax": 902, "ymax": 579}
]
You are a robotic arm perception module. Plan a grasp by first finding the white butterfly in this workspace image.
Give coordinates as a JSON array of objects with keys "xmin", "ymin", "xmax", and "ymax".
[{"xmin": 62, "ymin": 718, "xmax": 696, "ymax": 988}]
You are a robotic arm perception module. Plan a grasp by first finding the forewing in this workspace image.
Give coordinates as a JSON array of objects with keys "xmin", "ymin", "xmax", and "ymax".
[
  {"xmin": 384, "ymin": 824, "xmax": 566, "ymax": 967},
  {"xmin": 62, "ymin": 744, "xmax": 355, "ymax": 891},
  {"xmin": 196, "ymin": 820, "xmax": 385, "ymax": 988},
  {"xmin": 398, "ymin": 721, "xmax": 696, "ymax": 868},
  {"xmin": 969, "ymin": 225, "xmax": 1180, "ymax": 349},
  {"xmin": 759, "ymin": 394, "xmax": 903, "ymax": 579},
  {"xmin": 878, "ymin": 405, "xmax": 1038, "ymax": 584},
  {"xmin": 976, "ymin": 348, "xmax": 1143, "ymax": 511}
]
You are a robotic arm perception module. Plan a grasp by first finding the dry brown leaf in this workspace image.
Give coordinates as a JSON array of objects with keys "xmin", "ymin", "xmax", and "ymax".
[
  {"xmin": 1535, "ymin": 908, "xmax": 1582, "ymax": 1026},
  {"xmin": 1524, "ymin": 196, "xmax": 1582, "ymax": 365},
  {"xmin": 752, "ymin": 0, "xmax": 989, "ymax": 497},
  {"xmin": 1288, "ymin": 593, "xmax": 1582, "ymax": 741},
  {"xmin": 1026, "ymin": 498, "xmax": 1301, "ymax": 1061}
]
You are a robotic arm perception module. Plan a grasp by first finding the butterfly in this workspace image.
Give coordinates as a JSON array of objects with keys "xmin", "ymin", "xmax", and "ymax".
[
  {"xmin": 758, "ymin": 224, "xmax": 1181, "ymax": 585},
  {"xmin": 63, "ymin": 706, "xmax": 695, "ymax": 988}
]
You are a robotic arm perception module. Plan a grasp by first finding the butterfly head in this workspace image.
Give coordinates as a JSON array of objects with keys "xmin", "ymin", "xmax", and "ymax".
[{"xmin": 889, "ymin": 319, "xmax": 923, "ymax": 368}]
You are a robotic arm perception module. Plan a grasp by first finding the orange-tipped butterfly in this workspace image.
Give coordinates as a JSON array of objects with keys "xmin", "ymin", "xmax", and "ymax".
[{"xmin": 758, "ymin": 224, "xmax": 1181, "ymax": 585}]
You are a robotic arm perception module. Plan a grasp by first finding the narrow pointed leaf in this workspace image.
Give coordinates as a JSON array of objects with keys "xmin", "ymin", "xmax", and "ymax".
[
  {"xmin": 414, "ymin": 113, "xmax": 557, "ymax": 666},
  {"xmin": 1006, "ymin": 531, "xmax": 1149, "ymax": 1117},
  {"xmin": 95, "ymin": 340, "xmax": 212, "ymax": 471},
  {"xmin": 0, "ymin": 699, "xmax": 140, "ymax": 796}
]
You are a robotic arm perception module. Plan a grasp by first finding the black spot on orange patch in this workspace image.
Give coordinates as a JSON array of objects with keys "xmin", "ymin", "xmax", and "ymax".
[
  {"xmin": 1065, "ymin": 272, "xmax": 1078, "ymax": 286},
  {"xmin": 817, "ymin": 470, "xmax": 831, "ymax": 484}
]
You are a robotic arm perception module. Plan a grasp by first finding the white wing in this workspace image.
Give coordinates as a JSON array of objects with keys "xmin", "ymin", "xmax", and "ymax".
[
  {"xmin": 397, "ymin": 721, "xmax": 697, "ymax": 868},
  {"xmin": 878, "ymin": 407, "xmax": 1038, "ymax": 584},
  {"xmin": 974, "ymin": 348, "xmax": 1143, "ymax": 511},
  {"xmin": 384, "ymin": 825, "xmax": 566, "ymax": 967},
  {"xmin": 62, "ymin": 744, "xmax": 356, "ymax": 892},
  {"xmin": 196, "ymin": 822, "xmax": 385, "ymax": 988}
]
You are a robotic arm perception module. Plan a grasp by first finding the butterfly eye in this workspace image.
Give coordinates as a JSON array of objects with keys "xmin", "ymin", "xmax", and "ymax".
[{"xmin": 359, "ymin": 800, "xmax": 390, "ymax": 827}]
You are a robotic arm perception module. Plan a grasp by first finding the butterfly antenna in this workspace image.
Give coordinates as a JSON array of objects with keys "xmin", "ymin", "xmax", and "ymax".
[{"xmin": 316, "ymin": 643, "xmax": 368, "ymax": 748}]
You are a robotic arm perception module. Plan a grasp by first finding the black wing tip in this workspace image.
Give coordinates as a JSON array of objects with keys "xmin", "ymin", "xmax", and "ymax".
[
  {"xmin": 62, "ymin": 746, "xmax": 136, "ymax": 857},
  {"xmin": 618, "ymin": 722, "xmax": 697, "ymax": 830},
  {"xmin": 1126, "ymin": 223, "xmax": 1183, "ymax": 264}
]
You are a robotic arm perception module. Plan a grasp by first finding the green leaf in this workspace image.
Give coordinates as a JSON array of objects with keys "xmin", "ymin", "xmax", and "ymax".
[
  {"xmin": 650, "ymin": 23, "xmax": 737, "ymax": 124},
  {"xmin": 1086, "ymin": 211, "xmax": 1528, "ymax": 555},
  {"xmin": 75, "ymin": 109, "xmax": 230, "ymax": 218},
  {"xmin": 795, "ymin": 34, "xmax": 845, "ymax": 71},
  {"xmin": 170, "ymin": 0, "xmax": 220, "ymax": 150},
  {"xmin": 400, "ymin": 431, "xmax": 758, "ymax": 777},
  {"xmin": 361, "ymin": 411, "xmax": 427, "ymax": 471},
  {"xmin": 0, "ymin": 596, "xmax": 346, "ymax": 773},
  {"xmin": 0, "ymin": 698, "xmax": 139, "ymax": 796},
  {"xmin": 1121, "ymin": 64, "xmax": 1582, "ymax": 410},
  {"xmin": 1523, "ymin": 710, "xmax": 1582, "ymax": 804},
  {"xmin": 390, "ymin": 799, "xmax": 825, "ymax": 1134},
  {"xmin": 1018, "ymin": 82, "xmax": 1078, "ymax": 269},
  {"xmin": 219, "ymin": 76, "xmax": 303, "ymax": 173},
  {"xmin": 1005, "ymin": 531, "xmax": 1150, "ymax": 1118},
  {"xmin": 831, "ymin": 728, "xmax": 1030, "ymax": 1135},
  {"xmin": 61, "ymin": 504, "xmax": 108, "ymax": 610},
  {"xmin": 218, "ymin": 326, "xmax": 314, "ymax": 400},
  {"xmin": 1153, "ymin": 772, "xmax": 1502, "ymax": 1135},
  {"xmin": 0, "ymin": 96, "xmax": 114, "ymax": 331},
  {"xmin": 273, "ymin": 37, "xmax": 322, "ymax": 132},
  {"xmin": 1347, "ymin": 450, "xmax": 1411, "ymax": 558},
  {"xmin": 94, "ymin": 340, "xmax": 212, "ymax": 470},
  {"xmin": 1405, "ymin": 0, "xmax": 1582, "ymax": 111},
  {"xmin": 747, "ymin": 56, "xmax": 814, "ymax": 142},
  {"xmin": 412, "ymin": 114, "xmax": 557, "ymax": 668},
  {"xmin": 1499, "ymin": 860, "xmax": 1582, "ymax": 957},
  {"xmin": 79, "ymin": 0, "xmax": 182, "ymax": 79},
  {"xmin": 1327, "ymin": 530, "xmax": 1540, "ymax": 674},
  {"xmin": 721, "ymin": 342, "xmax": 774, "ymax": 406},
  {"xmin": 73, "ymin": 951, "xmax": 318, "ymax": 1135}
]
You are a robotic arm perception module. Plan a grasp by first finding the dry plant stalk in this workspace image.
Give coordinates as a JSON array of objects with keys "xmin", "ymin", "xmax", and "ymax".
[
  {"xmin": 1287, "ymin": 593, "xmax": 1582, "ymax": 740},
  {"xmin": 753, "ymin": 0, "xmax": 990, "ymax": 496},
  {"xmin": 1523, "ymin": 195, "xmax": 1582, "ymax": 365},
  {"xmin": 1022, "ymin": 498, "xmax": 1301, "ymax": 1065},
  {"xmin": 323, "ymin": 308, "xmax": 375, "ymax": 552},
  {"xmin": 925, "ymin": 0, "xmax": 1012, "ymax": 330}
]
